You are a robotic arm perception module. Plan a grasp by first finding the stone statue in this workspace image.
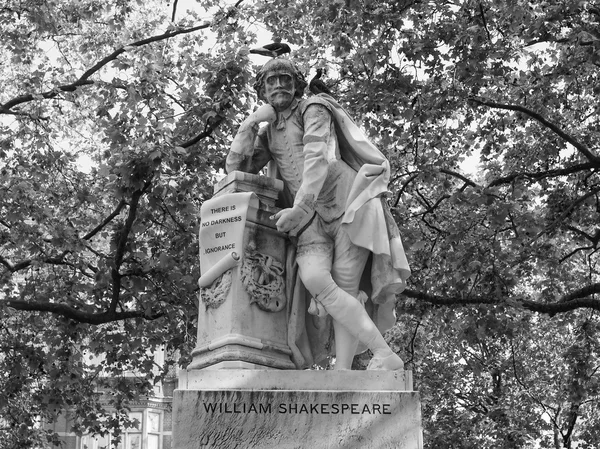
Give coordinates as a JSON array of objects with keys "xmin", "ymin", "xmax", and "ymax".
[{"xmin": 226, "ymin": 56, "xmax": 411, "ymax": 370}]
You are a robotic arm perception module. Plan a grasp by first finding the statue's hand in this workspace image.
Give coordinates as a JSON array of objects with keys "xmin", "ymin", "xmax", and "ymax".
[
  {"xmin": 271, "ymin": 206, "xmax": 307, "ymax": 234},
  {"xmin": 249, "ymin": 104, "xmax": 277, "ymax": 124}
]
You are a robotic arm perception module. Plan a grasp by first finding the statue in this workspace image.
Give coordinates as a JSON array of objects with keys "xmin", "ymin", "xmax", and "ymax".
[{"xmin": 226, "ymin": 56, "xmax": 411, "ymax": 370}]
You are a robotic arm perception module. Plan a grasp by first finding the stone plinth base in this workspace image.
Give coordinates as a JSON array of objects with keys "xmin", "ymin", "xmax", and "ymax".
[
  {"xmin": 173, "ymin": 370, "xmax": 423, "ymax": 449},
  {"xmin": 191, "ymin": 172, "xmax": 294, "ymax": 371}
]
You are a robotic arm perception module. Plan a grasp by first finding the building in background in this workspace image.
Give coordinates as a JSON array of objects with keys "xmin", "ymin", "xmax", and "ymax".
[{"xmin": 46, "ymin": 348, "xmax": 178, "ymax": 449}]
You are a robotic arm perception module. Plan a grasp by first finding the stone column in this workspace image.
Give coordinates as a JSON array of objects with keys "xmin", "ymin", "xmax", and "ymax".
[{"xmin": 188, "ymin": 171, "xmax": 295, "ymax": 370}]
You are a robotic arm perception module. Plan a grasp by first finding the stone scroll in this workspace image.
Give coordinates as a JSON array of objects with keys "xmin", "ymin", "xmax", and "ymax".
[{"xmin": 198, "ymin": 192, "xmax": 259, "ymax": 288}]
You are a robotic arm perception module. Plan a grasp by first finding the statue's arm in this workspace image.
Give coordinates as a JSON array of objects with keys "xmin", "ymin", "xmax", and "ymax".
[
  {"xmin": 226, "ymin": 105, "xmax": 275, "ymax": 174},
  {"xmin": 226, "ymin": 125, "xmax": 271, "ymax": 174},
  {"xmin": 294, "ymin": 103, "xmax": 333, "ymax": 210}
]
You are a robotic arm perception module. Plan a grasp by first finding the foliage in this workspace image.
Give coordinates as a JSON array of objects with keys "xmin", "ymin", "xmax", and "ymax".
[
  {"xmin": 1, "ymin": 0, "xmax": 600, "ymax": 448},
  {"xmin": 0, "ymin": 0, "xmax": 252, "ymax": 446}
]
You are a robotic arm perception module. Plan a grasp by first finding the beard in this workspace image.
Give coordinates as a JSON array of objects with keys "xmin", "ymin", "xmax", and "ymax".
[{"xmin": 267, "ymin": 90, "xmax": 294, "ymax": 111}]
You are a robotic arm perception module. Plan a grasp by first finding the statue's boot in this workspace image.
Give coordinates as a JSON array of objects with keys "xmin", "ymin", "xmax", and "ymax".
[{"xmin": 316, "ymin": 282, "xmax": 404, "ymax": 371}]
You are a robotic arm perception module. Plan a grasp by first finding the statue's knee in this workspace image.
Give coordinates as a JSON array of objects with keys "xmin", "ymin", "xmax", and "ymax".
[{"xmin": 298, "ymin": 265, "xmax": 333, "ymax": 297}]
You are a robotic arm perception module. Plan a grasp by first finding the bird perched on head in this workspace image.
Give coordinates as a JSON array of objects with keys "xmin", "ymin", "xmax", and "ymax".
[
  {"xmin": 309, "ymin": 68, "xmax": 333, "ymax": 96},
  {"xmin": 249, "ymin": 42, "xmax": 291, "ymax": 58}
]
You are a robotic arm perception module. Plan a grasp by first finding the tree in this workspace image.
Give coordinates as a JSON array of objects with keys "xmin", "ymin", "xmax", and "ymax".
[
  {"xmin": 1, "ymin": 0, "xmax": 253, "ymax": 446},
  {"xmin": 253, "ymin": 0, "xmax": 598, "ymax": 446},
  {"xmin": 1, "ymin": 0, "xmax": 599, "ymax": 448}
]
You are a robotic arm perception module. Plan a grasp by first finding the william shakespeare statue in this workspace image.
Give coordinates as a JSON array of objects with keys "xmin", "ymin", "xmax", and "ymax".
[{"xmin": 226, "ymin": 55, "xmax": 411, "ymax": 371}]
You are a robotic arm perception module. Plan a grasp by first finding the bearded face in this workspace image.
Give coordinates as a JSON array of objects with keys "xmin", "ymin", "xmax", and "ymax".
[{"xmin": 263, "ymin": 69, "xmax": 296, "ymax": 111}]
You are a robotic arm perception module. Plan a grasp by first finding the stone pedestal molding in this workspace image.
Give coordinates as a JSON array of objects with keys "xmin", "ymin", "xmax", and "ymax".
[{"xmin": 173, "ymin": 369, "xmax": 423, "ymax": 449}]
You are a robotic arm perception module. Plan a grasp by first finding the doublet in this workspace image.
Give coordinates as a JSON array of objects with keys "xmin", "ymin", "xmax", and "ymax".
[{"xmin": 226, "ymin": 97, "xmax": 357, "ymax": 222}]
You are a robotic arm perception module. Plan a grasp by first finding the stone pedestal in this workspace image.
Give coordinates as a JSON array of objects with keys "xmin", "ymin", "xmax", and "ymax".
[
  {"xmin": 189, "ymin": 172, "xmax": 294, "ymax": 370},
  {"xmin": 173, "ymin": 370, "xmax": 423, "ymax": 449},
  {"xmin": 175, "ymin": 172, "xmax": 424, "ymax": 448}
]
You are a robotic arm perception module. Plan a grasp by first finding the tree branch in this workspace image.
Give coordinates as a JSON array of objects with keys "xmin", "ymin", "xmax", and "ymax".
[
  {"xmin": 403, "ymin": 282, "xmax": 600, "ymax": 314},
  {"xmin": 83, "ymin": 199, "xmax": 127, "ymax": 240},
  {"xmin": 440, "ymin": 168, "xmax": 479, "ymax": 188},
  {"xmin": 1, "ymin": 199, "xmax": 127, "ymax": 275},
  {"xmin": 171, "ymin": 0, "xmax": 179, "ymax": 22},
  {"xmin": 110, "ymin": 185, "xmax": 148, "ymax": 313},
  {"xmin": 540, "ymin": 186, "xmax": 600, "ymax": 237},
  {"xmin": 510, "ymin": 339, "xmax": 561, "ymax": 429},
  {"xmin": 0, "ymin": 252, "xmax": 70, "ymax": 273},
  {"xmin": 0, "ymin": 23, "xmax": 212, "ymax": 114},
  {"xmin": 179, "ymin": 115, "xmax": 225, "ymax": 148},
  {"xmin": 469, "ymin": 97, "xmax": 600, "ymax": 163},
  {"xmin": 565, "ymin": 225, "xmax": 600, "ymax": 245},
  {"xmin": 1, "ymin": 299, "xmax": 163, "ymax": 325},
  {"xmin": 559, "ymin": 226, "xmax": 600, "ymax": 262},
  {"xmin": 559, "ymin": 245, "xmax": 594, "ymax": 264},
  {"xmin": 487, "ymin": 162, "xmax": 598, "ymax": 188},
  {"xmin": 478, "ymin": 2, "xmax": 492, "ymax": 42},
  {"xmin": 393, "ymin": 173, "xmax": 419, "ymax": 207}
]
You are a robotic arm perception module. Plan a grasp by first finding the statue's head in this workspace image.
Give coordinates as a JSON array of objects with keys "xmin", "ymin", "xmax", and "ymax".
[{"xmin": 254, "ymin": 59, "xmax": 308, "ymax": 111}]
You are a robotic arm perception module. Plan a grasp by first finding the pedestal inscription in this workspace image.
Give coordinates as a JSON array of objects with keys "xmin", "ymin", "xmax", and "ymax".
[{"xmin": 173, "ymin": 370, "xmax": 423, "ymax": 449}]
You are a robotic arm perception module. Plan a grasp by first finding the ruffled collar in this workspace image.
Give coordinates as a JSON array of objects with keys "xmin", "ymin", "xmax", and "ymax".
[{"xmin": 274, "ymin": 98, "xmax": 299, "ymax": 129}]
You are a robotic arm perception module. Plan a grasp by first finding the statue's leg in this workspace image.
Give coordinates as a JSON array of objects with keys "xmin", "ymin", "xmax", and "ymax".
[
  {"xmin": 331, "ymin": 220, "xmax": 403, "ymax": 370},
  {"xmin": 331, "ymin": 321, "xmax": 357, "ymax": 370},
  {"xmin": 314, "ymin": 282, "xmax": 403, "ymax": 371},
  {"xmin": 295, "ymin": 250, "xmax": 356, "ymax": 369},
  {"xmin": 296, "ymin": 218, "xmax": 403, "ymax": 370},
  {"xmin": 329, "ymin": 233, "xmax": 369, "ymax": 370},
  {"xmin": 297, "ymin": 259, "xmax": 403, "ymax": 371},
  {"xmin": 296, "ymin": 222, "xmax": 363, "ymax": 369}
]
